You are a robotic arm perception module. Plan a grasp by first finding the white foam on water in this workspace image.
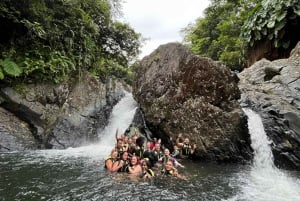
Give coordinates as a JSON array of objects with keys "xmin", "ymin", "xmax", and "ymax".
[
  {"xmin": 234, "ymin": 109, "xmax": 300, "ymax": 201},
  {"xmin": 34, "ymin": 91, "xmax": 137, "ymax": 160}
]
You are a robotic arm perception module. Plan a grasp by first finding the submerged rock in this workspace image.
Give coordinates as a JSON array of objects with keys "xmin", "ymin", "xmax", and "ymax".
[
  {"xmin": 239, "ymin": 41, "xmax": 300, "ymax": 170},
  {"xmin": 133, "ymin": 43, "xmax": 252, "ymax": 162}
]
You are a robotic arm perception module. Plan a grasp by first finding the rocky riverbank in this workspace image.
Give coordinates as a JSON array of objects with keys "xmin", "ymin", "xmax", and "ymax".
[
  {"xmin": 239, "ymin": 42, "xmax": 300, "ymax": 170},
  {"xmin": 0, "ymin": 74, "xmax": 128, "ymax": 151}
]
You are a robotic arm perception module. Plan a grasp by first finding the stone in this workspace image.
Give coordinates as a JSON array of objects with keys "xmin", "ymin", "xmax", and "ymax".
[
  {"xmin": 133, "ymin": 42, "xmax": 253, "ymax": 162},
  {"xmin": 239, "ymin": 41, "xmax": 300, "ymax": 170},
  {"xmin": 0, "ymin": 74, "xmax": 128, "ymax": 151}
]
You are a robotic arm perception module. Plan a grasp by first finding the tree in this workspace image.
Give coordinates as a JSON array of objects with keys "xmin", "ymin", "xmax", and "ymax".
[
  {"xmin": 241, "ymin": 0, "xmax": 300, "ymax": 50},
  {"xmin": 0, "ymin": 0, "xmax": 142, "ymax": 83},
  {"xmin": 183, "ymin": 0, "xmax": 253, "ymax": 71},
  {"xmin": 183, "ymin": 0, "xmax": 299, "ymax": 70}
]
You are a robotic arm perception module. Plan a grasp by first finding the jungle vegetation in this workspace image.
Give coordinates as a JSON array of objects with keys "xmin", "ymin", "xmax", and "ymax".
[
  {"xmin": 0, "ymin": 0, "xmax": 142, "ymax": 84},
  {"xmin": 1, "ymin": 0, "xmax": 299, "ymax": 83},
  {"xmin": 183, "ymin": 0, "xmax": 300, "ymax": 71}
]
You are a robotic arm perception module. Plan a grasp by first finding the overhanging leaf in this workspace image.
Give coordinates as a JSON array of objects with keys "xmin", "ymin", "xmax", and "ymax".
[
  {"xmin": 0, "ymin": 58, "xmax": 22, "ymax": 77},
  {"xmin": 267, "ymin": 20, "xmax": 275, "ymax": 28},
  {"xmin": 276, "ymin": 11, "xmax": 286, "ymax": 21}
]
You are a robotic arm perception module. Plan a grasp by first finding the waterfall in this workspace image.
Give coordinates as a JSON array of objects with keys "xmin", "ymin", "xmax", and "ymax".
[
  {"xmin": 243, "ymin": 108, "xmax": 274, "ymax": 169},
  {"xmin": 237, "ymin": 108, "xmax": 300, "ymax": 201},
  {"xmin": 97, "ymin": 91, "xmax": 138, "ymax": 155},
  {"xmin": 37, "ymin": 91, "xmax": 137, "ymax": 159}
]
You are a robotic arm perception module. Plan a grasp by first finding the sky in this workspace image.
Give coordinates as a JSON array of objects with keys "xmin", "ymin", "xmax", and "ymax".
[{"xmin": 121, "ymin": 0, "xmax": 210, "ymax": 59}]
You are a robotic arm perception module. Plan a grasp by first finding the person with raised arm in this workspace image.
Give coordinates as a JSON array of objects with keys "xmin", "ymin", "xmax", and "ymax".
[
  {"xmin": 181, "ymin": 137, "xmax": 197, "ymax": 159},
  {"xmin": 115, "ymin": 128, "xmax": 125, "ymax": 142}
]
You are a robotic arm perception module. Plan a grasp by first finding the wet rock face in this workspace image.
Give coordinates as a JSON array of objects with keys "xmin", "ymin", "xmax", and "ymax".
[
  {"xmin": 133, "ymin": 43, "xmax": 253, "ymax": 162},
  {"xmin": 0, "ymin": 107, "xmax": 39, "ymax": 151},
  {"xmin": 0, "ymin": 74, "xmax": 127, "ymax": 151},
  {"xmin": 239, "ymin": 42, "xmax": 300, "ymax": 170}
]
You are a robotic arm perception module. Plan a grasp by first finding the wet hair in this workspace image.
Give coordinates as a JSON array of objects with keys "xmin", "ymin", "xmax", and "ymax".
[
  {"xmin": 136, "ymin": 136, "xmax": 145, "ymax": 147},
  {"xmin": 143, "ymin": 152, "xmax": 155, "ymax": 168},
  {"xmin": 110, "ymin": 149, "xmax": 117, "ymax": 154},
  {"xmin": 121, "ymin": 151, "xmax": 129, "ymax": 158},
  {"xmin": 143, "ymin": 159, "xmax": 151, "ymax": 168},
  {"xmin": 130, "ymin": 155, "xmax": 139, "ymax": 165}
]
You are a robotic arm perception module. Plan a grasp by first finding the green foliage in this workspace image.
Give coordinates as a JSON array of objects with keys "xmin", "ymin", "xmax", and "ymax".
[
  {"xmin": 241, "ymin": 0, "xmax": 300, "ymax": 49},
  {"xmin": 21, "ymin": 19, "xmax": 46, "ymax": 40},
  {"xmin": 92, "ymin": 58, "xmax": 135, "ymax": 85},
  {"xmin": 182, "ymin": 0, "xmax": 250, "ymax": 70},
  {"xmin": 108, "ymin": 22, "xmax": 142, "ymax": 65},
  {"xmin": 183, "ymin": 0, "xmax": 299, "ymax": 70},
  {"xmin": 0, "ymin": 58, "xmax": 22, "ymax": 79},
  {"xmin": 0, "ymin": 0, "xmax": 141, "ymax": 84},
  {"xmin": 21, "ymin": 51, "xmax": 75, "ymax": 83}
]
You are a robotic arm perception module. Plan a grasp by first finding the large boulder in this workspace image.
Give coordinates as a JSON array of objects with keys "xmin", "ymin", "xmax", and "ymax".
[
  {"xmin": 0, "ymin": 73, "xmax": 127, "ymax": 151},
  {"xmin": 239, "ymin": 41, "xmax": 300, "ymax": 170},
  {"xmin": 133, "ymin": 43, "xmax": 252, "ymax": 162}
]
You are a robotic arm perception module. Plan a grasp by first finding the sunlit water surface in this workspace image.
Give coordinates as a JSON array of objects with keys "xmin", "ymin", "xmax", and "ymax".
[{"xmin": 0, "ymin": 95, "xmax": 299, "ymax": 201}]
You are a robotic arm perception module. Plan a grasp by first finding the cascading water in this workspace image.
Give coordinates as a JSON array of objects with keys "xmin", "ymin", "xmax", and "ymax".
[
  {"xmin": 243, "ymin": 108, "xmax": 274, "ymax": 169},
  {"xmin": 1, "ymin": 97, "xmax": 300, "ymax": 201},
  {"xmin": 32, "ymin": 91, "xmax": 138, "ymax": 160},
  {"xmin": 233, "ymin": 108, "xmax": 300, "ymax": 201},
  {"xmin": 97, "ymin": 91, "xmax": 138, "ymax": 156}
]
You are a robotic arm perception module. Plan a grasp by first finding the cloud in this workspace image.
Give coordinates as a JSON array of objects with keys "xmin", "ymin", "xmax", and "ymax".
[{"xmin": 121, "ymin": 0, "xmax": 210, "ymax": 58}]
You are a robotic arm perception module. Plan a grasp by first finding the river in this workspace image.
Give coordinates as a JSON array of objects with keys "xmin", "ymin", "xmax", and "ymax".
[{"xmin": 0, "ymin": 93, "xmax": 300, "ymax": 201}]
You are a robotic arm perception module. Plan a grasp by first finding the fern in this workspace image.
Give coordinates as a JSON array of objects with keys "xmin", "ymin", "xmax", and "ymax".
[{"xmin": 0, "ymin": 58, "xmax": 22, "ymax": 78}]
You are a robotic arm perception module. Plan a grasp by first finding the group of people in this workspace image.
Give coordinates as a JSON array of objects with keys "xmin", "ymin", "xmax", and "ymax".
[{"xmin": 104, "ymin": 128, "xmax": 197, "ymax": 180}]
